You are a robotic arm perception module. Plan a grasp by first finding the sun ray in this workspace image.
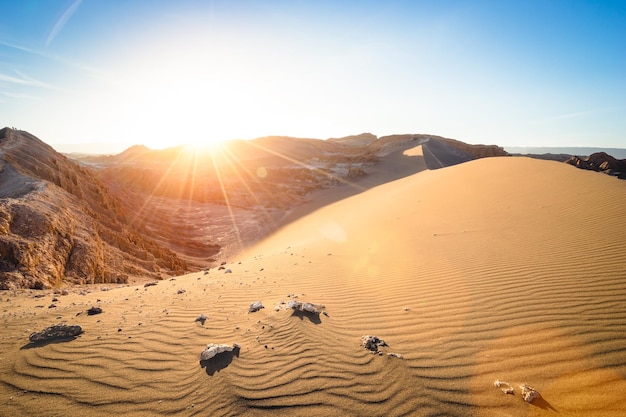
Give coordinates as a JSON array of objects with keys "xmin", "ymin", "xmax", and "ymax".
[
  {"xmin": 127, "ymin": 147, "xmax": 190, "ymax": 228},
  {"xmin": 242, "ymin": 140, "xmax": 372, "ymax": 195},
  {"xmin": 215, "ymin": 143, "xmax": 283, "ymax": 234},
  {"xmin": 209, "ymin": 148, "xmax": 244, "ymax": 254}
]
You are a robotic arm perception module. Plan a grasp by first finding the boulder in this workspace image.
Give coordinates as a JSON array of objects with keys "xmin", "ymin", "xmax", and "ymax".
[
  {"xmin": 29, "ymin": 324, "xmax": 83, "ymax": 343},
  {"xmin": 287, "ymin": 300, "xmax": 325, "ymax": 315},
  {"xmin": 200, "ymin": 343, "xmax": 241, "ymax": 361}
]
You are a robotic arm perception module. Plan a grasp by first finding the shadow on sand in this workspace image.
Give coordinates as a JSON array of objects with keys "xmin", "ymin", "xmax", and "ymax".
[
  {"xmin": 290, "ymin": 309, "xmax": 322, "ymax": 324},
  {"xmin": 200, "ymin": 345, "xmax": 241, "ymax": 376},
  {"xmin": 21, "ymin": 336, "xmax": 81, "ymax": 350},
  {"xmin": 531, "ymin": 396, "xmax": 558, "ymax": 412}
]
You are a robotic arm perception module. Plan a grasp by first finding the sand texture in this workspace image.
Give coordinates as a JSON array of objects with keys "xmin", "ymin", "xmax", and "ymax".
[{"xmin": 1, "ymin": 156, "xmax": 625, "ymax": 416}]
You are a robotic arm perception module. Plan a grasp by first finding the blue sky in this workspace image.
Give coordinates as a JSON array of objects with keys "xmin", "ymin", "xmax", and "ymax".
[{"xmin": 1, "ymin": 0, "xmax": 625, "ymax": 152}]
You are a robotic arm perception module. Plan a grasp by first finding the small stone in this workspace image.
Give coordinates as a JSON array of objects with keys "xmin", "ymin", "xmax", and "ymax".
[
  {"xmin": 249, "ymin": 301, "xmax": 264, "ymax": 313},
  {"xmin": 87, "ymin": 307, "xmax": 103, "ymax": 315},
  {"xmin": 177, "ymin": 289, "xmax": 186, "ymax": 294},
  {"xmin": 494, "ymin": 380, "xmax": 515, "ymax": 395},
  {"xmin": 144, "ymin": 281, "xmax": 158, "ymax": 288},
  {"xmin": 195, "ymin": 314, "xmax": 207, "ymax": 325},
  {"xmin": 361, "ymin": 335, "xmax": 388, "ymax": 352},
  {"xmin": 519, "ymin": 384, "xmax": 540, "ymax": 403}
]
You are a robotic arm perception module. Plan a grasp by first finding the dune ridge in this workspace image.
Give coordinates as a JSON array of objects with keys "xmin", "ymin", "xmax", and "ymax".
[{"xmin": 1, "ymin": 156, "xmax": 625, "ymax": 416}]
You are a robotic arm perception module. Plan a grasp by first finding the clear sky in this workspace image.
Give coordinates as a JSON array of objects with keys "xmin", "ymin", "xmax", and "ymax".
[{"xmin": 1, "ymin": 0, "xmax": 625, "ymax": 153}]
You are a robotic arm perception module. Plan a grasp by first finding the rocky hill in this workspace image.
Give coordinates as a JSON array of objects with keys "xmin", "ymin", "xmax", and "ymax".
[
  {"xmin": 0, "ymin": 127, "xmax": 507, "ymax": 289},
  {"xmin": 565, "ymin": 152, "xmax": 626, "ymax": 179},
  {"xmin": 0, "ymin": 128, "xmax": 187, "ymax": 290}
]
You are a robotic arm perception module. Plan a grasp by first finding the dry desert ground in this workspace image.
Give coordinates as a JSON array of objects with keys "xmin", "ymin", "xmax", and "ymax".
[{"xmin": 1, "ymin": 154, "xmax": 626, "ymax": 416}]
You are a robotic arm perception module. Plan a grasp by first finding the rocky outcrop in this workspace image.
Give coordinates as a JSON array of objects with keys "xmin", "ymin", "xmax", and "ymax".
[
  {"xmin": 0, "ymin": 128, "xmax": 187, "ymax": 289},
  {"xmin": 28, "ymin": 324, "xmax": 83, "ymax": 344},
  {"xmin": 566, "ymin": 152, "xmax": 626, "ymax": 179}
]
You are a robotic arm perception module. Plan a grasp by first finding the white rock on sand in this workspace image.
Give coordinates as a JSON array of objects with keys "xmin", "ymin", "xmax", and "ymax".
[{"xmin": 199, "ymin": 343, "xmax": 240, "ymax": 361}]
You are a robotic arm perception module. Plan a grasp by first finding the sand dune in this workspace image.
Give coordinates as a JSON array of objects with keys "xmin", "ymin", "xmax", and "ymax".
[{"xmin": 1, "ymin": 156, "xmax": 625, "ymax": 416}]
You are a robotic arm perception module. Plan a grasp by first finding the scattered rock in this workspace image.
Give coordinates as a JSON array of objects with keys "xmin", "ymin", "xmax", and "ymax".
[
  {"xmin": 195, "ymin": 313, "xmax": 207, "ymax": 325},
  {"xmin": 87, "ymin": 307, "xmax": 103, "ymax": 315},
  {"xmin": 361, "ymin": 335, "xmax": 388, "ymax": 353},
  {"xmin": 29, "ymin": 324, "xmax": 83, "ymax": 344},
  {"xmin": 249, "ymin": 301, "xmax": 264, "ymax": 313},
  {"xmin": 387, "ymin": 352, "xmax": 404, "ymax": 359},
  {"xmin": 520, "ymin": 384, "xmax": 540, "ymax": 403},
  {"xmin": 177, "ymin": 289, "xmax": 186, "ymax": 294},
  {"xmin": 224, "ymin": 269, "xmax": 232, "ymax": 274},
  {"xmin": 287, "ymin": 300, "xmax": 326, "ymax": 315},
  {"xmin": 144, "ymin": 281, "xmax": 158, "ymax": 287},
  {"xmin": 493, "ymin": 380, "xmax": 515, "ymax": 395},
  {"xmin": 200, "ymin": 343, "xmax": 240, "ymax": 361}
]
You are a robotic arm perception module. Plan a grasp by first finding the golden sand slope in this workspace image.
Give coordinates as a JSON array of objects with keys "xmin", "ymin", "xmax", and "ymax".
[{"xmin": 1, "ymin": 156, "xmax": 625, "ymax": 416}]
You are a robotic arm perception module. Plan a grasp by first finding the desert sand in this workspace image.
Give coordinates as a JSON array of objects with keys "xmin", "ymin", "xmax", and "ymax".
[{"xmin": 1, "ymin": 154, "xmax": 626, "ymax": 416}]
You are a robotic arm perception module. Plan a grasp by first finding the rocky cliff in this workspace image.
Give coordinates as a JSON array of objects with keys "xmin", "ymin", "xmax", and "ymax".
[
  {"xmin": 0, "ymin": 128, "xmax": 186, "ymax": 289},
  {"xmin": 566, "ymin": 152, "xmax": 626, "ymax": 179}
]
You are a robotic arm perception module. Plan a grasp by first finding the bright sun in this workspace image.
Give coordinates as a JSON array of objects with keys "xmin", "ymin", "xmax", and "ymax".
[{"xmin": 105, "ymin": 35, "xmax": 285, "ymax": 151}]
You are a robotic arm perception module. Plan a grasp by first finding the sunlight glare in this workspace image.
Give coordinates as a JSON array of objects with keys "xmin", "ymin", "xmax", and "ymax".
[{"xmin": 101, "ymin": 30, "xmax": 294, "ymax": 150}]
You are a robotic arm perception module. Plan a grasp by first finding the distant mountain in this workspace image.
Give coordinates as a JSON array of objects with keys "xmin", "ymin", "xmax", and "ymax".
[
  {"xmin": 506, "ymin": 147, "xmax": 626, "ymax": 160},
  {"xmin": 327, "ymin": 133, "xmax": 378, "ymax": 147},
  {"xmin": 0, "ymin": 128, "xmax": 187, "ymax": 290}
]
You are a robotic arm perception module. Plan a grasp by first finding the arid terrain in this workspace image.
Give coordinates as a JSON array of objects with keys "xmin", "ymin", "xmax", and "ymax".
[
  {"xmin": 1, "ymin": 127, "xmax": 625, "ymax": 416},
  {"xmin": 1, "ymin": 127, "xmax": 507, "ymax": 289}
]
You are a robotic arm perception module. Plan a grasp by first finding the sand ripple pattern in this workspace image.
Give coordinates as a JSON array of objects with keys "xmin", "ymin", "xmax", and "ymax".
[{"xmin": 1, "ymin": 157, "xmax": 626, "ymax": 416}]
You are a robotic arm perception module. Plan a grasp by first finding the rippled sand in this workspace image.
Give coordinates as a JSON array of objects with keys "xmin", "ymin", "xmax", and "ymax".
[{"xmin": 1, "ymin": 157, "xmax": 625, "ymax": 416}]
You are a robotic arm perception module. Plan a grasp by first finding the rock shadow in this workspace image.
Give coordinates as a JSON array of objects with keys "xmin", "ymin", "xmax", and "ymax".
[
  {"xmin": 200, "ymin": 345, "xmax": 240, "ymax": 376},
  {"xmin": 21, "ymin": 336, "xmax": 80, "ymax": 350},
  {"xmin": 531, "ymin": 396, "xmax": 557, "ymax": 412},
  {"xmin": 290, "ymin": 310, "xmax": 322, "ymax": 324}
]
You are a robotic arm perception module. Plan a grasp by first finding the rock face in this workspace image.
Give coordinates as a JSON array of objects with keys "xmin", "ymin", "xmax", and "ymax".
[
  {"xmin": 566, "ymin": 152, "xmax": 626, "ymax": 179},
  {"xmin": 28, "ymin": 324, "xmax": 83, "ymax": 343},
  {"xmin": 0, "ymin": 128, "xmax": 187, "ymax": 289}
]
